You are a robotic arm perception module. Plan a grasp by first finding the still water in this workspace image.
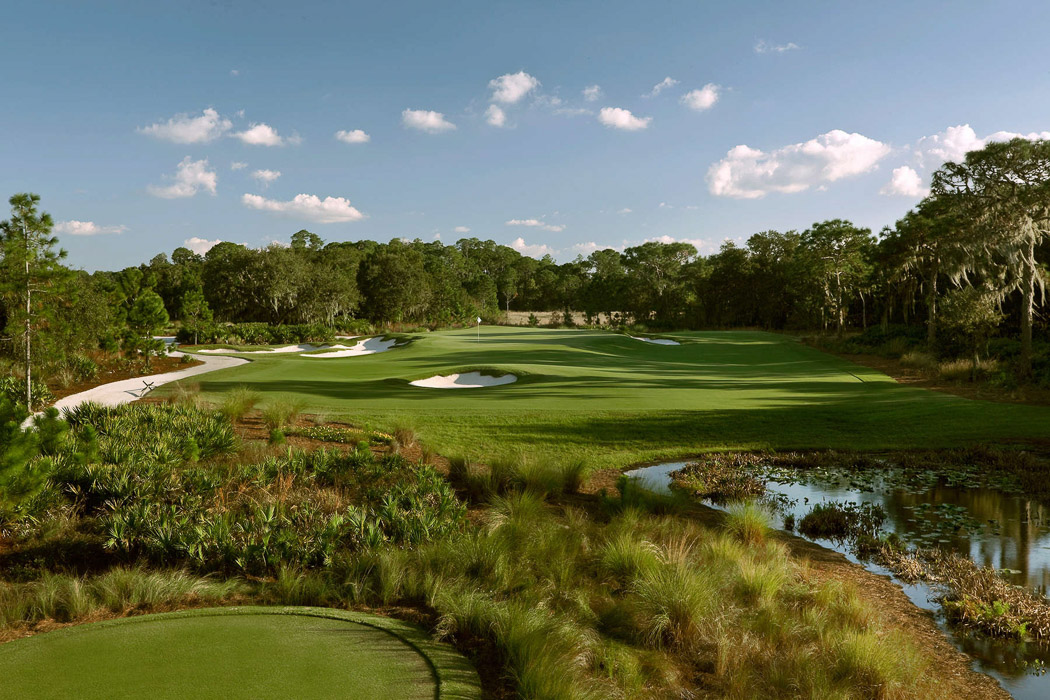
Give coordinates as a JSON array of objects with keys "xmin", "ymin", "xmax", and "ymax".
[{"xmin": 625, "ymin": 460, "xmax": 1050, "ymax": 700}]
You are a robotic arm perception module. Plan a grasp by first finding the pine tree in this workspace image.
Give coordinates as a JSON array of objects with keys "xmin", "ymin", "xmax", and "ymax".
[{"xmin": 0, "ymin": 194, "xmax": 67, "ymax": 409}]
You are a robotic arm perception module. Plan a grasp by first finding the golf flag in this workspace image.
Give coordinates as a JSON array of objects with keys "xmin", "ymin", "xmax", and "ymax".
[{"xmin": 476, "ymin": 317, "xmax": 482, "ymax": 324}]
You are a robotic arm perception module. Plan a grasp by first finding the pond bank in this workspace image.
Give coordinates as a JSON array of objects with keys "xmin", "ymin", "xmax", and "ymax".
[{"xmin": 583, "ymin": 463, "xmax": 1009, "ymax": 699}]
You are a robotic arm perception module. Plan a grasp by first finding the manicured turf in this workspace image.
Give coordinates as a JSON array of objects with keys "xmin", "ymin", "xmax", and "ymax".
[
  {"xmin": 0, "ymin": 607, "xmax": 481, "ymax": 700},
  {"xmin": 178, "ymin": 327, "xmax": 1050, "ymax": 467}
]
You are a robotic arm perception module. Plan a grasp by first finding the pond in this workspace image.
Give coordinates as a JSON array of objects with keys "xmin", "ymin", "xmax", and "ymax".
[{"xmin": 625, "ymin": 458, "xmax": 1050, "ymax": 700}]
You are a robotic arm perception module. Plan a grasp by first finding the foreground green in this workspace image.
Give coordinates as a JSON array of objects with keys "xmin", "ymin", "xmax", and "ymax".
[
  {"xmin": 180, "ymin": 327, "xmax": 1050, "ymax": 467},
  {"xmin": 0, "ymin": 607, "xmax": 472, "ymax": 700}
]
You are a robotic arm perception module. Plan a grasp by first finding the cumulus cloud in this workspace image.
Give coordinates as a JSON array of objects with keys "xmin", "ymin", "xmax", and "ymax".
[
  {"xmin": 617, "ymin": 208, "xmax": 633, "ymax": 215},
  {"xmin": 138, "ymin": 108, "xmax": 231, "ymax": 144},
  {"xmin": 241, "ymin": 193, "xmax": 365, "ymax": 223},
  {"xmin": 232, "ymin": 123, "xmax": 292, "ymax": 146},
  {"xmin": 645, "ymin": 77, "xmax": 678, "ymax": 97},
  {"xmin": 707, "ymin": 129, "xmax": 891, "ymax": 199},
  {"xmin": 402, "ymin": 109, "xmax": 456, "ymax": 133},
  {"xmin": 880, "ymin": 166, "xmax": 929, "ymax": 197},
  {"xmin": 754, "ymin": 40, "xmax": 800, "ymax": 54},
  {"xmin": 185, "ymin": 237, "xmax": 223, "ymax": 255},
  {"xmin": 148, "ymin": 157, "xmax": 218, "ymax": 199},
  {"xmin": 915, "ymin": 124, "xmax": 1050, "ymax": 167},
  {"xmin": 644, "ymin": 234, "xmax": 705, "ymax": 251},
  {"xmin": 335, "ymin": 129, "xmax": 371, "ymax": 144},
  {"xmin": 454, "ymin": 226, "xmax": 471, "ymax": 233},
  {"xmin": 510, "ymin": 237, "xmax": 557, "ymax": 258},
  {"xmin": 231, "ymin": 161, "xmax": 248, "ymax": 170},
  {"xmin": 598, "ymin": 107, "xmax": 651, "ymax": 131},
  {"xmin": 506, "ymin": 218, "xmax": 565, "ymax": 232},
  {"xmin": 54, "ymin": 220, "xmax": 127, "ymax": 236},
  {"xmin": 485, "ymin": 104, "xmax": 507, "ymax": 127},
  {"xmin": 681, "ymin": 84, "xmax": 720, "ymax": 112},
  {"xmin": 251, "ymin": 169, "xmax": 281, "ymax": 187},
  {"xmin": 489, "ymin": 71, "xmax": 540, "ymax": 104},
  {"xmin": 582, "ymin": 85, "xmax": 602, "ymax": 102}
]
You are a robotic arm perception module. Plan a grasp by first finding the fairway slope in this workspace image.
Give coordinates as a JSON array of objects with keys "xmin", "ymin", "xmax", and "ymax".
[{"xmin": 171, "ymin": 327, "xmax": 1050, "ymax": 467}]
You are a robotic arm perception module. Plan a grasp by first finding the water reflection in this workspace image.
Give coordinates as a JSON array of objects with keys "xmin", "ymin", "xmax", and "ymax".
[{"xmin": 624, "ymin": 460, "xmax": 1050, "ymax": 700}]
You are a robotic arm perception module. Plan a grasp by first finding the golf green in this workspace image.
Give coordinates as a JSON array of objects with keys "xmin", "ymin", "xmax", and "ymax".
[
  {"xmin": 178, "ymin": 327, "xmax": 1050, "ymax": 466},
  {"xmin": 0, "ymin": 607, "xmax": 481, "ymax": 700}
]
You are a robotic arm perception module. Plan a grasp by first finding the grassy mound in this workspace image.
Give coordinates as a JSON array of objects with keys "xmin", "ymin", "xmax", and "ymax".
[{"xmin": 0, "ymin": 606, "xmax": 480, "ymax": 699}]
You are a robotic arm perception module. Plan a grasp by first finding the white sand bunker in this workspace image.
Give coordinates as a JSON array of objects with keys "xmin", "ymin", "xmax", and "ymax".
[
  {"xmin": 199, "ymin": 344, "xmax": 333, "ymax": 354},
  {"xmin": 302, "ymin": 337, "xmax": 397, "ymax": 358},
  {"xmin": 631, "ymin": 336, "xmax": 680, "ymax": 346},
  {"xmin": 410, "ymin": 372, "xmax": 517, "ymax": 389}
]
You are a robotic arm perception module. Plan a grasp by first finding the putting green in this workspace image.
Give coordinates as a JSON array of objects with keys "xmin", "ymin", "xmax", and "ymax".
[
  {"xmin": 0, "ymin": 607, "xmax": 481, "ymax": 700},
  {"xmin": 176, "ymin": 327, "xmax": 1050, "ymax": 466}
]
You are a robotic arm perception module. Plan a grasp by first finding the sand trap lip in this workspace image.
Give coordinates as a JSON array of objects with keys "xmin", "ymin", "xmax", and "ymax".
[
  {"xmin": 631, "ymin": 336, "xmax": 680, "ymax": 346},
  {"xmin": 301, "ymin": 337, "xmax": 397, "ymax": 358},
  {"xmin": 410, "ymin": 372, "xmax": 517, "ymax": 389},
  {"xmin": 198, "ymin": 343, "xmax": 335, "ymax": 354}
]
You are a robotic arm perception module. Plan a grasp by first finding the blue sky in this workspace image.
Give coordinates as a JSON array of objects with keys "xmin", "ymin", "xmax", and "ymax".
[{"xmin": 3, "ymin": 0, "xmax": 1050, "ymax": 270}]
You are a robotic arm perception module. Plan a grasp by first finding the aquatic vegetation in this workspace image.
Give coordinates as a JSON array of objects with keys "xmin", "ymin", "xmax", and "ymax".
[
  {"xmin": 669, "ymin": 454, "xmax": 766, "ymax": 503},
  {"xmin": 798, "ymin": 501, "xmax": 886, "ymax": 541}
]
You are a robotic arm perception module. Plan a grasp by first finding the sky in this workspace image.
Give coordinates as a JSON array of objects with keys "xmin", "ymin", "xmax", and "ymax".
[{"xmin": 3, "ymin": 0, "xmax": 1050, "ymax": 271}]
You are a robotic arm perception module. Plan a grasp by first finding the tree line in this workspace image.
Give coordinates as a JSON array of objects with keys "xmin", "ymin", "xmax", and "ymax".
[{"xmin": 1, "ymin": 137, "xmax": 1048, "ymax": 408}]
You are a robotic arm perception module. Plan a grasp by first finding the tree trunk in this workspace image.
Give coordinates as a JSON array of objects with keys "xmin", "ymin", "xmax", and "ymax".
[
  {"xmin": 23, "ymin": 218, "xmax": 32, "ymax": 410},
  {"xmin": 926, "ymin": 264, "xmax": 938, "ymax": 347},
  {"xmin": 1020, "ymin": 239, "xmax": 1036, "ymax": 380}
]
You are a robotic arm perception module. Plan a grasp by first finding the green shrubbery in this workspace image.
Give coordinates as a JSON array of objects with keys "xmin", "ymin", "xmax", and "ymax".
[{"xmin": 176, "ymin": 322, "xmax": 335, "ymax": 346}]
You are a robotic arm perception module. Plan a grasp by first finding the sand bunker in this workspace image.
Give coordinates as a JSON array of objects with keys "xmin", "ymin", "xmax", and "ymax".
[
  {"xmin": 631, "ymin": 336, "xmax": 680, "ymax": 346},
  {"xmin": 410, "ymin": 372, "xmax": 517, "ymax": 389},
  {"xmin": 301, "ymin": 337, "xmax": 397, "ymax": 358},
  {"xmin": 198, "ymin": 344, "xmax": 335, "ymax": 354}
]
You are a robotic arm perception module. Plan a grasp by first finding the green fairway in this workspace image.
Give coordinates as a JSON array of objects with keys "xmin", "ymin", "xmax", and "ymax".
[
  {"xmin": 0, "ymin": 607, "xmax": 480, "ymax": 700},
  {"xmin": 177, "ymin": 327, "xmax": 1050, "ymax": 467}
]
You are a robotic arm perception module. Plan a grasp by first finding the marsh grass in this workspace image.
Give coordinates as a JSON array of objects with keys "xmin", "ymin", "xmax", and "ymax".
[
  {"xmin": 219, "ymin": 387, "xmax": 259, "ymax": 422},
  {"xmin": 261, "ymin": 398, "xmax": 305, "ymax": 431},
  {"xmin": 723, "ymin": 501, "xmax": 772, "ymax": 546}
]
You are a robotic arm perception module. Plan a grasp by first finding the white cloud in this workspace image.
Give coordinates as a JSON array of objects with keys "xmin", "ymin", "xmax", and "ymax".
[
  {"xmin": 230, "ymin": 69, "xmax": 239, "ymax": 76},
  {"xmin": 506, "ymin": 218, "xmax": 565, "ymax": 232},
  {"xmin": 489, "ymin": 71, "xmax": 540, "ymax": 104},
  {"xmin": 335, "ymin": 129, "xmax": 371, "ymax": 144},
  {"xmin": 54, "ymin": 220, "xmax": 127, "ymax": 236},
  {"xmin": 242, "ymin": 193, "xmax": 365, "ymax": 223},
  {"xmin": 644, "ymin": 235, "xmax": 705, "ymax": 251},
  {"xmin": 510, "ymin": 237, "xmax": 556, "ymax": 258},
  {"xmin": 230, "ymin": 161, "xmax": 248, "ymax": 170},
  {"xmin": 617, "ymin": 208, "xmax": 633, "ymax": 215},
  {"xmin": 138, "ymin": 108, "xmax": 231, "ymax": 144},
  {"xmin": 582, "ymin": 85, "xmax": 602, "ymax": 102},
  {"xmin": 148, "ymin": 157, "xmax": 218, "ymax": 199},
  {"xmin": 185, "ymin": 237, "xmax": 223, "ymax": 255},
  {"xmin": 915, "ymin": 124, "xmax": 1050, "ymax": 167},
  {"xmin": 233, "ymin": 123, "xmax": 290, "ymax": 146},
  {"xmin": 486, "ymin": 104, "xmax": 507, "ymax": 127},
  {"xmin": 880, "ymin": 166, "xmax": 929, "ymax": 197},
  {"xmin": 681, "ymin": 84, "xmax": 720, "ymax": 112},
  {"xmin": 707, "ymin": 129, "xmax": 891, "ymax": 199},
  {"xmin": 598, "ymin": 107, "xmax": 651, "ymax": 131},
  {"xmin": 402, "ymin": 109, "xmax": 456, "ymax": 133},
  {"xmin": 645, "ymin": 77, "xmax": 678, "ymax": 97},
  {"xmin": 251, "ymin": 169, "xmax": 281, "ymax": 187},
  {"xmin": 433, "ymin": 233, "xmax": 441, "ymax": 240},
  {"xmin": 754, "ymin": 40, "xmax": 800, "ymax": 54},
  {"xmin": 454, "ymin": 226, "xmax": 471, "ymax": 233}
]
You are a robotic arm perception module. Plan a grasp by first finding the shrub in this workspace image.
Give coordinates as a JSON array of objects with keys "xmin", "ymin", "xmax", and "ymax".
[{"xmin": 900, "ymin": 350, "xmax": 937, "ymax": 371}]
